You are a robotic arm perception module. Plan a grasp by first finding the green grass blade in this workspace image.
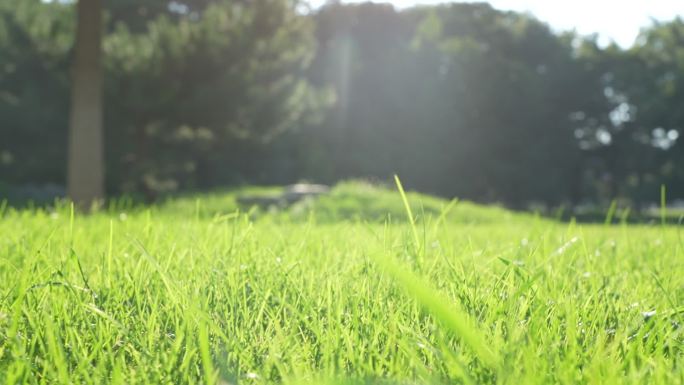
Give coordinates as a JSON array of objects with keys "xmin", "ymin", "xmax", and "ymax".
[
  {"xmin": 372, "ymin": 251, "xmax": 500, "ymax": 369},
  {"xmin": 661, "ymin": 184, "xmax": 667, "ymax": 227},
  {"xmin": 199, "ymin": 322, "xmax": 217, "ymax": 385},
  {"xmin": 394, "ymin": 175, "xmax": 420, "ymax": 249},
  {"xmin": 604, "ymin": 199, "xmax": 617, "ymax": 226}
]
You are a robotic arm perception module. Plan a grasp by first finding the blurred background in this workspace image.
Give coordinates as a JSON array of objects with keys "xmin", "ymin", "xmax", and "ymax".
[{"xmin": 1, "ymin": 0, "xmax": 683, "ymax": 213}]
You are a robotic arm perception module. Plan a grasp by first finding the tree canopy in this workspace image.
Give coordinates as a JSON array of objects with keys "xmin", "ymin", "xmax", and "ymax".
[{"xmin": 1, "ymin": 1, "xmax": 682, "ymax": 208}]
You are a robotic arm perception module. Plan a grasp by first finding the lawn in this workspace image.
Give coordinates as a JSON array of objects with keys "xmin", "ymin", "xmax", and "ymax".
[{"xmin": 0, "ymin": 181, "xmax": 682, "ymax": 384}]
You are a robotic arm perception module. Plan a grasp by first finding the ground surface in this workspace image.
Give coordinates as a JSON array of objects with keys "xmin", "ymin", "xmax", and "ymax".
[{"xmin": 1, "ymin": 182, "xmax": 683, "ymax": 384}]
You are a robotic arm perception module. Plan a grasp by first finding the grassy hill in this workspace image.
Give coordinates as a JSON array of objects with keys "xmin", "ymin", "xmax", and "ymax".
[
  {"xmin": 157, "ymin": 181, "xmax": 530, "ymax": 224},
  {"xmin": 0, "ymin": 181, "xmax": 681, "ymax": 384}
]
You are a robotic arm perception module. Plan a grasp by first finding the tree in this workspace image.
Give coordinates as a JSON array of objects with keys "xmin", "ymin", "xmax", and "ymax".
[
  {"xmin": 3, "ymin": 0, "xmax": 681, "ymax": 209},
  {"xmin": 67, "ymin": 0, "xmax": 104, "ymax": 207},
  {"xmin": 0, "ymin": 0, "xmax": 71, "ymax": 192},
  {"xmin": 623, "ymin": 19, "xmax": 684, "ymax": 201},
  {"xmin": 103, "ymin": 0, "xmax": 325, "ymax": 198},
  {"xmin": 307, "ymin": 3, "xmax": 587, "ymax": 206}
]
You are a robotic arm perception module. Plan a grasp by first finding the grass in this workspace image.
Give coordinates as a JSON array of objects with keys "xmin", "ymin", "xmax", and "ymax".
[{"xmin": 0, "ymin": 180, "xmax": 683, "ymax": 384}]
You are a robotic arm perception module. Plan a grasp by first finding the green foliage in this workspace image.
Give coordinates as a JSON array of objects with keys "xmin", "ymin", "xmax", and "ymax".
[
  {"xmin": 1, "ymin": 0, "xmax": 326, "ymax": 199},
  {"xmin": 0, "ymin": 0, "xmax": 72, "ymax": 185},
  {"xmin": 0, "ymin": 185, "xmax": 682, "ymax": 384},
  {"xmin": 102, "ymin": 0, "xmax": 326, "ymax": 197},
  {"xmin": 1, "ymin": 1, "xmax": 684, "ymax": 209},
  {"xmin": 306, "ymin": 3, "xmax": 589, "ymax": 205}
]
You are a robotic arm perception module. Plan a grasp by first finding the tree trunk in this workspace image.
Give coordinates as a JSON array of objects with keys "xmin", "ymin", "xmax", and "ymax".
[{"xmin": 67, "ymin": 0, "xmax": 104, "ymax": 208}]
